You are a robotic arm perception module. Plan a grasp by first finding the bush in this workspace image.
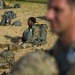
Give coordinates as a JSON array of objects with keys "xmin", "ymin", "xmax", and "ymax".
[
  {"xmin": 25, "ymin": 0, "xmax": 47, "ymax": 3},
  {"xmin": 5, "ymin": 0, "xmax": 47, "ymax": 3}
]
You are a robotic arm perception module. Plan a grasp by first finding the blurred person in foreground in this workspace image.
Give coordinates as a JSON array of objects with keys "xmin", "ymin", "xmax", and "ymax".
[
  {"xmin": 46, "ymin": 0, "xmax": 75, "ymax": 75},
  {"xmin": 66, "ymin": 64, "xmax": 75, "ymax": 75},
  {"xmin": 4, "ymin": 50, "xmax": 58, "ymax": 75}
]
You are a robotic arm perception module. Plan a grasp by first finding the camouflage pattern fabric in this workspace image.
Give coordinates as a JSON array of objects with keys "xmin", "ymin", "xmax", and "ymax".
[
  {"xmin": 22, "ymin": 23, "xmax": 48, "ymax": 46},
  {"xmin": 0, "ymin": 56, "xmax": 9, "ymax": 69},
  {"xmin": 0, "ymin": 49, "xmax": 15, "ymax": 69},
  {"xmin": 0, "ymin": 43, "xmax": 33, "ymax": 51},
  {"xmin": 66, "ymin": 64, "xmax": 75, "ymax": 75},
  {"xmin": 32, "ymin": 24, "xmax": 47, "ymax": 45},
  {"xmin": 29, "ymin": 25, "xmax": 41, "ymax": 45},
  {"xmin": 47, "ymin": 40, "xmax": 75, "ymax": 75},
  {"xmin": 32, "ymin": 25, "xmax": 40, "ymax": 39},
  {"xmin": 0, "ymin": 43, "xmax": 8, "ymax": 48},
  {"xmin": 1, "ymin": 71, "xmax": 8, "ymax": 75},
  {"xmin": 8, "ymin": 50, "xmax": 58, "ymax": 75}
]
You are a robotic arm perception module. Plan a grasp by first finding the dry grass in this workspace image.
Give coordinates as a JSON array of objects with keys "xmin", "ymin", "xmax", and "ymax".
[{"xmin": 0, "ymin": 2, "xmax": 57, "ymax": 74}]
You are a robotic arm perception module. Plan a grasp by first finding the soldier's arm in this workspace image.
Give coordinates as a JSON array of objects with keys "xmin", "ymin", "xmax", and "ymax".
[{"xmin": 21, "ymin": 30, "xmax": 29, "ymax": 43}]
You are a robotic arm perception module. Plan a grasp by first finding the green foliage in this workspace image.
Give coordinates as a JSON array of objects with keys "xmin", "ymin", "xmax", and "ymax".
[
  {"xmin": 24, "ymin": 0, "xmax": 47, "ymax": 3},
  {"xmin": 6, "ymin": 0, "xmax": 47, "ymax": 3}
]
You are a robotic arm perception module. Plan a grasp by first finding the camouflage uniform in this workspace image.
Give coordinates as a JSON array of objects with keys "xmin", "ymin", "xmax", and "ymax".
[
  {"xmin": 22, "ymin": 24, "xmax": 41, "ymax": 44},
  {"xmin": 0, "ymin": 24, "xmax": 47, "ymax": 51},
  {"xmin": 47, "ymin": 39, "xmax": 75, "ymax": 75},
  {"xmin": 66, "ymin": 64, "xmax": 75, "ymax": 75},
  {"xmin": 11, "ymin": 24, "xmax": 40, "ymax": 50},
  {"xmin": 8, "ymin": 50, "xmax": 58, "ymax": 75},
  {"xmin": 0, "ymin": 49, "xmax": 15, "ymax": 69},
  {"xmin": 22, "ymin": 24, "xmax": 47, "ymax": 45}
]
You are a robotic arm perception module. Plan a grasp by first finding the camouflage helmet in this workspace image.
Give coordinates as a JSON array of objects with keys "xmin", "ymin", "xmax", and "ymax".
[{"xmin": 9, "ymin": 50, "xmax": 58, "ymax": 75}]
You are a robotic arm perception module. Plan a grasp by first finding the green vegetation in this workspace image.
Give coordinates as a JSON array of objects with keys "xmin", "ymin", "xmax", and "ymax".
[
  {"xmin": 24, "ymin": 0, "xmax": 47, "ymax": 3},
  {"xmin": 6, "ymin": 0, "xmax": 47, "ymax": 3}
]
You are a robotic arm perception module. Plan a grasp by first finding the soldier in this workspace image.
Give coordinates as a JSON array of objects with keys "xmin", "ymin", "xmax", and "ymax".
[
  {"xmin": 22, "ymin": 17, "xmax": 47, "ymax": 45},
  {"xmin": 0, "ymin": 17, "xmax": 47, "ymax": 50},
  {"xmin": 46, "ymin": 0, "xmax": 75, "ymax": 75},
  {"xmin": 22, "ymin": 17, "xmax": 36, "ymax": 43},
  {"xmin": 6, "ymin": 50, "xmax": 58, "ymax": 75}
]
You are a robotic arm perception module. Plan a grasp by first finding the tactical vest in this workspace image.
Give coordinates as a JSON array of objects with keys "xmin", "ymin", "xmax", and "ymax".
[{"xmin": 22, "ymin": 23, "xmax": 48, "ymax": 45}]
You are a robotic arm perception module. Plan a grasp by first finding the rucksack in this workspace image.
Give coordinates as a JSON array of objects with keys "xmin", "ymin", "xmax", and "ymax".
[
  {"xmin": 22, "ymin": 23, "xmax": 48, "ymax": 45},
  {"xmin": 0, "ymin": 0, "xmax": 4, "ymax": 9},
  {"xmin": 14, "ymin": 4, "xmax": 21, "ymax": 8},
  {"xmin": 12, "ymin": 21, "xmax": 22, "ymax": 26},
  {"xmin": 4, "ymin": 11, "xmax": 16, "ymax": 19},
  {"xmin": 0, "ymin": 11, "xmax": 16, "ymax": 26}
]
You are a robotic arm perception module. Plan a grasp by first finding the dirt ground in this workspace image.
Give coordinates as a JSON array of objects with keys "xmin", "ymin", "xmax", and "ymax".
[{"xmin": 0, "ymin": 1, "xmax": 57, "ymax": 74}]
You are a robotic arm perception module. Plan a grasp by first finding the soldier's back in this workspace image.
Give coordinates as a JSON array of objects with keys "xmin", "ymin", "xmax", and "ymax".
[{"xmin": 9, "ymin": 50, "xmax": 58, "ymax": 75}]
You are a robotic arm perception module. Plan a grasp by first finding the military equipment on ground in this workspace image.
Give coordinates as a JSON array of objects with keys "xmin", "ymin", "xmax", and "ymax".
[
  {"xmin": 12, "ymin": 21, "xmax": 22, "ymax": 26},
  {"xmin": 32, "ymin": 24, "xmax": 48, "ymax": 45},
  {"xmin": 0, "ymin": 11, "xmax": 16, "ymax": 26},
  {"xmin": 0, "ymin": 0, "xmax": 21, "ymax": 9},
  {"xmin": 9, "ymin": 50, "xmax": 58, "ymax": 75},
  {"xmin": 22, "ymin": 23, "xmax": 48, "ymax": 46},
  {"xmin": 66, "ymin": 64, "xmax": 75, "ymax": 75},
  {"xmin": 14, "ymin": 4, "xmax": 21, "ymax": 8}
]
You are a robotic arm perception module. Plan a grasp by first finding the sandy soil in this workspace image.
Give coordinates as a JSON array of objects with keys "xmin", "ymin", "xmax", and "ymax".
[{"xmin": 0, "ymin": 1, "xmax": 57, "ymax": 74}]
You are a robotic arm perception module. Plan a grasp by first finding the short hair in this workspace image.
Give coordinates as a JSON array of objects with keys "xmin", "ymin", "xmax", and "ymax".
[
  {"xmin": 48, "ymin": 0, "xmax": 75, "ymax": 7},
  {"xmin": 9, "ymin": 50, "xmax": 59, "ymax": 75},
  {"xmin": 68, "ymin": 0, "xmax": 75, "ymax": 7},
  {"xmin": 28, "ymin": 17, "xmax": 36, "ymax": 23}
]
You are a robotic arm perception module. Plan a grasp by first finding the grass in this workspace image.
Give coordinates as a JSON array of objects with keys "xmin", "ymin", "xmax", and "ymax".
[
  {"xmin": 6, "ymin": 0, "xmax": 47, "ymax": 3},
  {"xmin": 0, "ymin": 1, "xmax": 57, "ymax": 74},
  {"xmin": 24, "ymin": 0, "xmax": 47, "ymax": 3}
]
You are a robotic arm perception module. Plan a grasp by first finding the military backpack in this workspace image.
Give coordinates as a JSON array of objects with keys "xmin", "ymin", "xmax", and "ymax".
[{"xmin": 22, "ymin": 23, "xmax": 48, "ymax": 45}]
